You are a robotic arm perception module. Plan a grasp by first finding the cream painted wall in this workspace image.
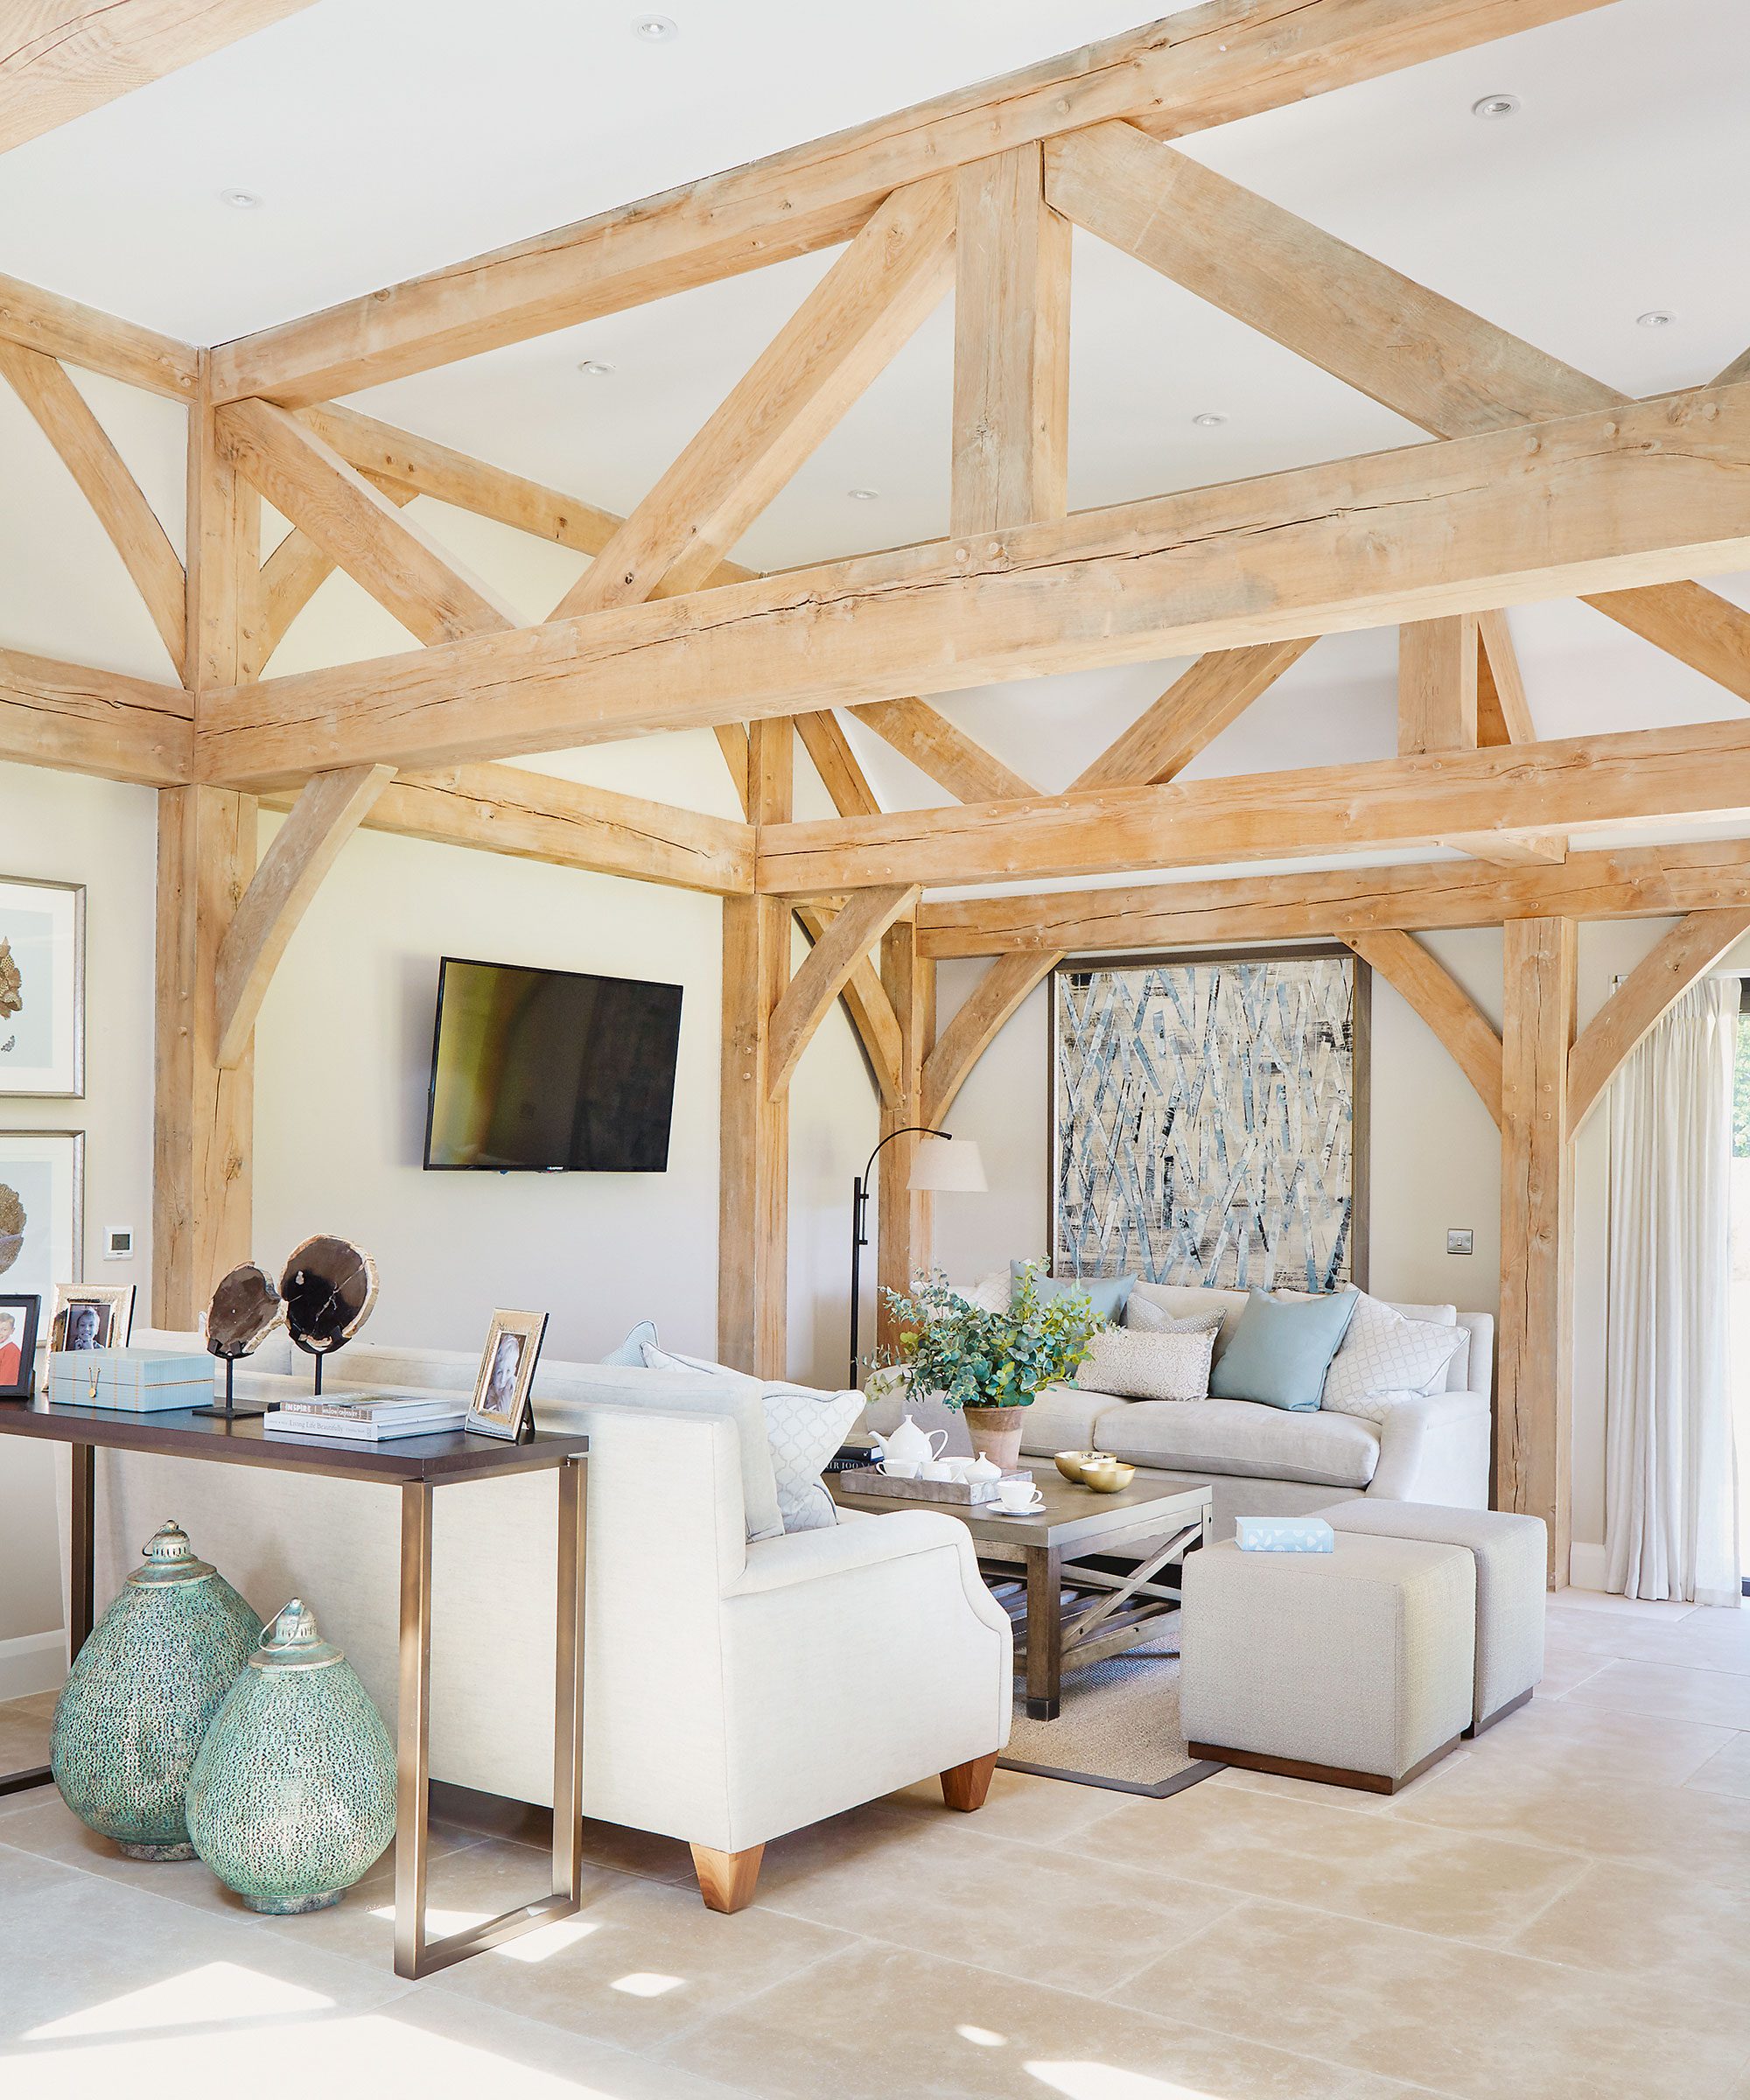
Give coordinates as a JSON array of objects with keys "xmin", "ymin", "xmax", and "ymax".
[{"xmin": 0, "ymin": 759, "xmax": 158, "ymax": 1652}]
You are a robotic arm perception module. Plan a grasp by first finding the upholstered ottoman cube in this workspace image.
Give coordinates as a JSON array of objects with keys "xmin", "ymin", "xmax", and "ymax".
[
  {"xmin": 1180, "ymin": 1534, "xmax": 1476, "ymax": 1793},
  {"xmin": 1316, "ymin": 1500, "xmax": 1546, "ymax": 1735}
]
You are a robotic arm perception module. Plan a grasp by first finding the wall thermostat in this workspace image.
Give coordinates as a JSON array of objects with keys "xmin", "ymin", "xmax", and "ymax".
[
  {"xmin": 1446, "ymin": 1228, "xmax": 1474, "ymax": 1256},
  {"xmin": 103, "ymin": 1227, "xmax": 134, "ymax": 1260}
]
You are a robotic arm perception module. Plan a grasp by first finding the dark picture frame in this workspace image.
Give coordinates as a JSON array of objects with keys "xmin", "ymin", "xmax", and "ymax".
[
  {"xmin": 0, "ymin": 1293, "xmax": 40, "ymax": 1399},
  {"xmin": 1048, "ymin": 942, "xmax": 1371, "ymax": 1293}
]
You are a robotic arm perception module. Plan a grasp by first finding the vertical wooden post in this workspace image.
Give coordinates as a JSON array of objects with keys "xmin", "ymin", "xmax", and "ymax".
[
  {"xmin": 718, "ymin": 720, "xmax": 793, "ymax": 1376},
  {"xmin": 1498, "ymin": 915, "xmax": 1577, "ymax": 1588},
  {"xmin": 1398, "ymin": 615, "xmax": 1479, "ymax": 753},
  {"xmin": 950, "ymin": 142, "xmax": 1071, "ymax": 538},
  {"xmin": 153, "ymin": 786, "xmax": 256, "ymax": 1326},
  {"xmin": 875, "ymin": 918, "xmax": 935, "ymax": 1355},
  {"xmin": 155, "ymin": 351, "xmax": 259, "ymax": 1326}
]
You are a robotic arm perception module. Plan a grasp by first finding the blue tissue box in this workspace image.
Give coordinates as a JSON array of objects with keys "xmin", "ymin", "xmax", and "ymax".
[
  {"xmin": 1236, "ymin": 1516, "xmax": 1335, "ymax": 1553},
  {"xmin": 49, "ymin": 1348, "xmax": 214, "ymax": 1412}
]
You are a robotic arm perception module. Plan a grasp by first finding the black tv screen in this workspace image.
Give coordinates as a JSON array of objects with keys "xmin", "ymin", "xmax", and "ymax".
[{"xmin": 424, "ymin": 957, "xmax": 683, "ymax": 1172}]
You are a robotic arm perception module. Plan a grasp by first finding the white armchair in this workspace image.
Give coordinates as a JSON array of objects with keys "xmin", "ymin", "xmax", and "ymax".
[{"xmin": 71, "ymin": 1370, "xmax": 1012, "ymax": 1916}]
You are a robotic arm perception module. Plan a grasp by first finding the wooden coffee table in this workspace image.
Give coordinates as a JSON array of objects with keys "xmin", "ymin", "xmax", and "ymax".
[{"xmin": 831, "ymin": 1465, "xmax": 1211, "ymax": 1718}]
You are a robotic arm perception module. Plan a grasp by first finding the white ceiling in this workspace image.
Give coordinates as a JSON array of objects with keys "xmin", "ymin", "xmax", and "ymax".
[{"xmin": 3, "ymin": 0, "xmax": 1749, "ymax": 884}]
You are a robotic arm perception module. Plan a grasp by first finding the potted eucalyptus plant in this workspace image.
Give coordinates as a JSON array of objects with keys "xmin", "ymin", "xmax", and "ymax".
[{"xmin": 878, "ymin": 1264, "xmax": 1102, "ymax": 1473}]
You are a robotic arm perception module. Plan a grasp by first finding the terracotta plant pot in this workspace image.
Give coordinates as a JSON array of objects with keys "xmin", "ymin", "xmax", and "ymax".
[{"xmin": 962, "ymin": 1404, "xmax": 1026, "ymax": 1474}]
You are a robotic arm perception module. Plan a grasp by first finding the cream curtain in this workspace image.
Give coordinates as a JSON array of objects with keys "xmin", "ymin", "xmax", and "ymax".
[{"xmin": 1605, "ymin": 976, "xmax": 1740, "ymax": 1606}]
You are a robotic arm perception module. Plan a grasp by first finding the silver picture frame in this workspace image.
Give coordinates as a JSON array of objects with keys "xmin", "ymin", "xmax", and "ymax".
[{"xmin": 0, "ymin": 874, "xmax": 86, "ymax": 1099}]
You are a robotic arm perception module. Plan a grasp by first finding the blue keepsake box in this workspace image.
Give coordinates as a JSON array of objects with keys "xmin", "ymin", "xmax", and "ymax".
[
  {"xmin": 1236, "ymin": 1516, "xmax": 1336, "ymax": 1554},
  {"xmin": 50, "ymin": 1348, "xmax": 215, "ymax": 1412}
]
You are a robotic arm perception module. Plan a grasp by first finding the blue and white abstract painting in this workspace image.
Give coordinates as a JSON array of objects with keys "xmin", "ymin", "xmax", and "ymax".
[{"xmin": 1053, "ymin": 955, "xmax": 1361, "ymax": 1292}]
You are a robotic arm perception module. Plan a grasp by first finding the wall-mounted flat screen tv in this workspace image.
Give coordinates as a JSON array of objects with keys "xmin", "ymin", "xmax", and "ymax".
[{"xmin": 424, "ymin": 957, "xmax": 683, "ymax": 1172}]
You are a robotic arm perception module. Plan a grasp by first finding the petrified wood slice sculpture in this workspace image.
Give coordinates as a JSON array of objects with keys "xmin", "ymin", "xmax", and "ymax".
[
  {"xmin": 280, "ymin": 1236, "xmax": 378, "ymax": 1359},
  {"xmin": 205, "ymin": 1264, "xmax": 283, "ymax": 1359}
]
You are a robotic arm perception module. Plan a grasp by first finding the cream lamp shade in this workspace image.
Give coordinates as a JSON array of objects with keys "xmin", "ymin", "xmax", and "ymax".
[{"xmin": 907, "ymin": 1136, "xmax": 987, "ymax": 1194}]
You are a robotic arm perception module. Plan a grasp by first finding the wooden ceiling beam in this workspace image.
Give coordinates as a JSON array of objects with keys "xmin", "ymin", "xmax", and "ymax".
[
  {"xmin": 258, "ymin": 476, "xmax": 416, "ymax": 662},
  {"xmin": 0, "ymin": 644, "xmax": 192, "ymax": 784},
  {"xmin": 0, "ymin": 337, "xmax": 186, "ymax": 673},
  {"xmin": 195, "ymin": 381, "xmax": 1750, "ymax": 788},
  {"xmin": 259, "ymin": 763, "xmax": 755, "ymax": 895},
  {"xmin": 767, "ymin": 883, "xmax": 920, "ymax": 1096},
  {"xmin": 1047, "ymin": 121, "xmax": 1750, "ymax": 709},
  {"xmin": 795, "ymin": 711, "xmax": 879, "ymax": 818},
  {"xmin": 1476, "ymin": 608, "xmax": 1534, "ymax": 745},
  {"xmin": 914, "ymin": 837, "xmax": 1750, "ymax": 959},
  {"xmin": 847, "ymin": 697, "xmax": 1038, "ymax": 805},
  {"xmin": 921, "ymin": 950, "xmax": 1060, "ymax": 1128},
  {"xmin": 758, "ymin": 716, "xmax": 1750, "ymax": 894},
  {"xmin": 1566, "ymin": 907, "xmax": 1750, "ymax": 1132},
  {"xmin": 1069, "ymin": 640, "xmax": 1318, "ymax": 792},
  {"xmin": 204, "ymin": 1, "xmax": 1616, "ymax": 409},
  {"xmin": 1342, "ymin": 929, "xmax": 1502, "ymax": 1125},
  {"xmin": 0, "ymin": 1, "xmax": 318, "ymax": 154},
  {"xmin": 1712, "ymin": 347, "xmax": 1750, "ymax": 389},
  {"xmin": 217, "ymin": 397, "xmax": 522, "ymax": 645},
  {"xmin": 550, "ymin": 174, "xmax": 955, "ymax": 620},
  {"xmin": 0, "ymin": 267, "xmax": 195, "ymax": 400}
]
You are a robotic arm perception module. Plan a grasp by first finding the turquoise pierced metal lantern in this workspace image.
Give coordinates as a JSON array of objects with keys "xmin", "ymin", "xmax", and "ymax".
[
  {"xmin": 186, "ymin": 1599, "xmax": 396, "ymax": 1914},
  {"xmin": 51, "ymin": 1519, "xmax": 263, "ymax": 1859}
]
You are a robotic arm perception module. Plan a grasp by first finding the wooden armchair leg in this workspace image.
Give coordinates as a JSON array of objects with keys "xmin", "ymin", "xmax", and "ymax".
[
  {"xmin": 690, "ymin": 1842, "xmax": 765, "ymax": 1914},
  {"xmin": 940, "ymin": 1752, "xmax": 998, "ymax": 1811}
]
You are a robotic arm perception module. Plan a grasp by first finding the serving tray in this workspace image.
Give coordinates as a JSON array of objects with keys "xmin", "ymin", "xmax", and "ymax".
[{"xmin": 836, "ymin": 1466, "xmax": 1029, "ymax": 1506}]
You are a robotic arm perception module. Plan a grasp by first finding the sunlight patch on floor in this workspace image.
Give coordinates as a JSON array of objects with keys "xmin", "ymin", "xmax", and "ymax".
[
  {"xmin": 609, "ymin": 1970, "xmax": 682, "ymax": 1997},
  {"xmin": 957, "ymin": 2024, "xmax": 1008, "ymax": 2046},
  {"xmin": 365, "ymin": 1904, "xmax": 602, "ymax": 1964},
  {"xmin": 24, "ymin": 1962, "xmax": 333, "ymax": 2041},
  {"xmin": 1026, "ymin": 2065, "xmax": 1223, "ymax": 2100}
]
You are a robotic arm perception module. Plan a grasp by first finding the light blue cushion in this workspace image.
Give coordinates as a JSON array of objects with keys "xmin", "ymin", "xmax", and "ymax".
[
  {"xmin": 1208, "ymin": 1289, "xmax": 1360, "ymax": 1411},
  {"xmin": 599, "ymin": 1320, "xmax": 658, "ymax": 1368},
  {"xmin": 1010, "ymin": 1261, "xmax": 1134, "ymax": 1321}
]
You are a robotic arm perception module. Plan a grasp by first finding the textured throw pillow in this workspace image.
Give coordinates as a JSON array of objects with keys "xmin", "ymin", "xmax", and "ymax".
[
  {"xmin": 642, "ymin": 1343, "xmax": 861, "ymax": 1533},
  {"xmin": 955, "ymin": 1272, "xmax": 1013, "ymax": 1315},
  {"xmin": 1075, "ymin": 1326, "xmax": 1216, "ymax": 1402},
  {"xmin": 1124, "ymin": 1298, "xmax": 1225, "ymax": 1339},
  {"xmin": 760, "ymin": 1384, "xmax": 865, "ymax": 1530},
  {"xmin": 1320, "ymin": 1295, "xmax": 1462, "ymax": 1418},
  {"xmin": 1010, "ymin": 1261, "xmax": 1134, "ymax": 1321},
  {"xmin": 1208, "ymin": 1288, "xmax": 1360, "ymax": 1411},
  {"xmin": 599, "ymin": 1320, "xmax": 658, "ymax": 1368}
]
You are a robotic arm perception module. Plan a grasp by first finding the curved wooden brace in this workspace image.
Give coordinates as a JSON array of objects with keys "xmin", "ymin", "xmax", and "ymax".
[
  {"xmin": 767, "ymin": 884, "xmax": 919, "ymax": 1098},
  {"xmin": 794, "ymin": 904, "xmax": 903, "ymax": 1105},
  {"xmin": 1567, "ymin": 907, "xmax": 1750, "ymax": 1133},
  {"xmin": 1341, "ymin": 930, "xmax": 1502, "ymax": 1128},
  {"xmin": 921, "ymin": 949, "xmax": 1061, "ymax": 1130},
  {"xmin": 214, "ymin": 763, "xmax": 395, "ymax": 1069}
]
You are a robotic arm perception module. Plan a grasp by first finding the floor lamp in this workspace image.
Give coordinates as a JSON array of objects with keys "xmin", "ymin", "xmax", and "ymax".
[{"xmin": 848, "ymin": 1130, "xmax": 988, "ymax": 1388}]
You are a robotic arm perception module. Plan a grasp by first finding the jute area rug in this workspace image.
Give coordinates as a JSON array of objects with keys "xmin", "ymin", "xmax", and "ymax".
[{"xmin": 997, "ymin": 1613, "xmax": 1222, "ymax": 1800}]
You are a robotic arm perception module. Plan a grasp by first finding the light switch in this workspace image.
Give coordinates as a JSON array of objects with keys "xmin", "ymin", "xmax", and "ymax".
[{"xmin": 1446, "ymin": 1228, "xmax": 1474, "ymax": 1256}]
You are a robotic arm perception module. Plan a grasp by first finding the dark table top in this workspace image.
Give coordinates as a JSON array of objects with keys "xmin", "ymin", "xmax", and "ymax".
[{"xmin": 0, "ymin": 1398, "xmax": 587, "ymax": 1487}]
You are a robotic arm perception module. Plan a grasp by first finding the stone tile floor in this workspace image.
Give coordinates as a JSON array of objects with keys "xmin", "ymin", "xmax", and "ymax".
[{"xmin": 4, "ymin": 1589, "xmax": 1750, "ymax": 2098}]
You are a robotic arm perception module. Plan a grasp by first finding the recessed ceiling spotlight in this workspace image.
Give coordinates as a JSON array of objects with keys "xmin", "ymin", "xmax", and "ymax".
[
  {"xmin": 577, "ymin": 359, "xmax": 615, "ymax": 376},
  {"xmin": 1471, "ymin": 93, "xmax": 1520, "ymax": 119},
  {"xmin": 1191, "ymin": 411, "xmax": 1228, "ymax": 428},
  {"xmin": 1636, "ymin": 309, "xmax": 1677, "ymax": 329},
  {"xmin": 632, "ymin": 14, "xmax": 677, "ymax": 39},
  {"xmin": 847, "ymin": 487, "xmax": 879, "ymax": 500},
  {"xmin": 220, "ymin": 188, "xmax": 263, "ymax": 209}
]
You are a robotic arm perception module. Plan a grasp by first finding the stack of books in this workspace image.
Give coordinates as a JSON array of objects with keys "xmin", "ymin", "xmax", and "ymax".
[{"xmin": 265, "ymin": 1394, "xmax": 468, "ymax": 1442}]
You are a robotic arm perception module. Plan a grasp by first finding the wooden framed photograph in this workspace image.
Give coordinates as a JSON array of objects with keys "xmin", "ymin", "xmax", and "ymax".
[
  {"xmin": 0, "ymin": 1294, "xmax": 38, "ymax": 1399},
  {"xmin": 0, "ymin": 876, "xmax": 85, "ymax": 1098},
  {"xmin": 48, "ymin": 1282, "xmax": 136, "ymax": 1355},
  {"xmin": 466, "ymin": 1307, "xmax": 548, "ymax": 1442}
]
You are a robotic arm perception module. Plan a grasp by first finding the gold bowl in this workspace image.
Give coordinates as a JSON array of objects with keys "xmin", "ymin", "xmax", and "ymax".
[
  {"xmin": 1054, "ymin": 1450, "xmax": 1103, "ymax": 1484},
  {"xmin": 1080, "ymin": 1460, "xmax": 1136, "ymax": 1494}
]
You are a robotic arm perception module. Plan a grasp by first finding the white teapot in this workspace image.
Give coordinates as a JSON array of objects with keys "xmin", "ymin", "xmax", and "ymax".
[{"xmin": 870, "ymin": 1412, "xmax": 946, "ymax": 1467}]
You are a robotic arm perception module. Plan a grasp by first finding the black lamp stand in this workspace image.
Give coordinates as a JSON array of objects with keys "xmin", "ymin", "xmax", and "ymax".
[{"xmin": 848, "ymin": 1124, "xmax": 949, "ymax": 1390}]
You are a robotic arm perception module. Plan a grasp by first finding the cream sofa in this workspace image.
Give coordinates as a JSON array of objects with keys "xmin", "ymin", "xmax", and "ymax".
[
  {"xmin": 58, "ymin": 1333, "xmax": 1012, "ymax": 1912},
  {"xmin": 866, "ymin": 1287, "xmax": 1494, "ymax": 1540}
]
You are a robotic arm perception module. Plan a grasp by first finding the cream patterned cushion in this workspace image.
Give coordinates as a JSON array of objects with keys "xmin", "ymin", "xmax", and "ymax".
[
  {"xmin": 955, "ymin": 1272, "xmax": 1013, "ymax": 1315},
  {"xmin": 1317, "ymin": 1294, "xmax": 1463, "ymax": 1421},
  {"xmin": 1075, "ymin": 1326, "xmax": 1217, "ymax": 1403},
  {"xmin": 1124, "ymin": 1298, "xmax": 1225, "ymax": 1339}
]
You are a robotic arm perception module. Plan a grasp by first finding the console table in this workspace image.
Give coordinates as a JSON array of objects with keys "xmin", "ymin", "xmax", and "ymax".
[{"xmin": 0, "ymin": 1397, "xmax": 587, "ymax": 1979}]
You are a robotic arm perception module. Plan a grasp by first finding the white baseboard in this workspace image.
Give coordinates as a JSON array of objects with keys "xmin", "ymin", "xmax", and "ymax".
[
  {"xmin": 0, "ymin": 1628, "xmax": 65, "ymax": 1701},
  {"xmin": 1569, "ymin": 1542, "xmax": 1608, "ymax": 1592}
]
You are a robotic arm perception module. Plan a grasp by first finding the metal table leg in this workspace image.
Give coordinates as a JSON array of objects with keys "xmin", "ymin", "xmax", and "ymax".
[
  {"xmin": 0, "ymin": 1438, "xmax": 94, "ymax": 1799},
  {"xmin": 393, "ymin": 1456, "xmax": 586, "ymax": 1979}
]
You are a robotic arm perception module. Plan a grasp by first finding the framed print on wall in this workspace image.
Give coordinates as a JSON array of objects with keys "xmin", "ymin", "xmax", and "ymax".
[
  {"xmin": 0, "ymin": 1132, "xmax": 84, "ymax": 1313},
  {"xmin": 1051, "ymin": 946, "xmax": 1369, "ymax": 1294},
  {"xmin": 0, "ymin": 876, "xmax": 85, "ymax": 1097}
]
